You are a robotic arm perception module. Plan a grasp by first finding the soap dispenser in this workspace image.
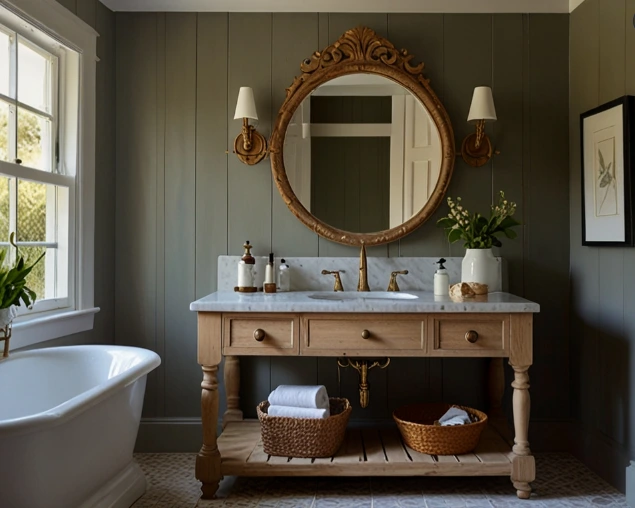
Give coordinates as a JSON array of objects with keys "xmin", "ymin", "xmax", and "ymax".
[
  {"xmin": 236, "ymin": 241, "xmax": 257, "ymax": 292},
  {"xmin": 434, "ymin": 258, "xmax": 449, "ymax": 296},
  {"xmin": 278, "ymin": 259, "xmax": 290, "ymax": 292}
]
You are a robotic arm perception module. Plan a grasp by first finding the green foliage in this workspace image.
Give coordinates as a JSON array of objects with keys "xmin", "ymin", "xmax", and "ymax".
[
  {"xmin": 0, "ymin": 232, "xmax": 44, "ymax": 309},
  {"xmin": 437, "ymin": 191, "xmax": 521, "ymax": 249},
  {"xmin": 0, "ymin": 109, "xmax": 43, "ymax": 166}
]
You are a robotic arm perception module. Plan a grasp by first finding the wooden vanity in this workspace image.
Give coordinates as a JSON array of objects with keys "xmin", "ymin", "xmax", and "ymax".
[{"xmin": 192, "ymin": 291, "xmax": 539, "ymax": 500}]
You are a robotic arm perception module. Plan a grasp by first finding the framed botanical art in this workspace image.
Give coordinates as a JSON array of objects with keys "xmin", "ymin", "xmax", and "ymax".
[{"xmin": 581, "ymin": 95, "xmax": 635, "ymax": 246}]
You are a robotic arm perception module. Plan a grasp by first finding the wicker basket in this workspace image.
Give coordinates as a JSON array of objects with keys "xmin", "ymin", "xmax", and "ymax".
[
  {"xmin": 393, "ymin": 402, "xmax": 487, "ymax": 455},
  {"xmin": 257, "ymin": 397, "xmax": 351, "ymax": 458}
]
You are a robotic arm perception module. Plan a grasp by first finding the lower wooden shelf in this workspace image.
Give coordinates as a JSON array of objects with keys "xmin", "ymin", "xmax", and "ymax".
[{"xmin": 218, "ymin": 421, "xmax": 514, "ymax": 477}]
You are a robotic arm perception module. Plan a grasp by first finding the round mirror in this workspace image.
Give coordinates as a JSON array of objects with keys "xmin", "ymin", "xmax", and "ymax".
[
  {"xmin": 270, "ymin": 27, "xmax": 455, "ymax": 246},
  {"xmin": 283, "ymin": 74, "xmax": 443, "ymax": 234}
]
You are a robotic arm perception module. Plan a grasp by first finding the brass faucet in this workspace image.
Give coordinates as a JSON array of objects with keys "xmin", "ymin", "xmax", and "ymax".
[
  {"xmin": 387, "ymin": 270, "xmax": 408, "ymax": 292},
  {"xmin": 322, "ymin": 270, "xmax": 344, "ymax": 292},
  {"xmin": 357, "ymin": 244, "xmax": 370, "ymax": 292}
]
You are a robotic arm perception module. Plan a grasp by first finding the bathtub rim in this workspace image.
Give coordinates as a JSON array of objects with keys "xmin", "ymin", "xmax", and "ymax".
[{"xmin": 0, "ymin": 344, "xmax": 161, "ymax": 438}]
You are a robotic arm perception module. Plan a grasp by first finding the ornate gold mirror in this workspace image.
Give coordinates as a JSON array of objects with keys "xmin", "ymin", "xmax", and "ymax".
[{"xmin": 270, "ymin": 27, "xmax": 455, "ymax": 247}]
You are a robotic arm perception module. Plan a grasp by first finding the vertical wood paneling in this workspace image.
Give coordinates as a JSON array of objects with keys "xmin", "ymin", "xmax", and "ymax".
[
  {"xmin": 443, "ymin": 15, "xmax": 493, "ymax": 259},
  {"xmin": 492, "ymin": 14, "xmax": 524, "ymax": 296},
  {"xmin": 155, "ymin": 13, "xmax": 166, "ymax": 417},
  {"xmin": 92, "ymin": 0, "xmax": 116, "ymax": 345},
  {"xmin": 271, "ymin": 14, "xmax": 320, "ymax": 258},
  {"xmin": 228, "ymin": 14, "xmax": 274, "ymax": 417},
  {"xmin": 164, "ymin": 13, "xmax": 198, "ymax": 417},
  {"xmin": 441, "ymin": 14, "xmax": 493, "ymax": 407},
  {"xmin": 115, "ymin": 14, "xmax": 159, "ymax": 416},
  {"xmin": 270, "ymin": 14, "xmax": 320, "ymax": 389},
  {"xmin": 570, "ymin": 0, "xmax": 600, "ymax": 426},
  {"xmin": 76, "ymin": 0, "xmax": 96, "ymax": 28},
  {"xmin": 624, "ymin": 0, "xmax": 635, "ymax": 458},
  {"xmin": 595, "ymin": 0, "xmax": 626, "ymax": 442},
  {"xmin": 526, "ymin": 14, "xmax": 569, "ymax": 419},
  {"xmin": 196, "ymin": 14, "xmax": 229, "ymax": 299}
]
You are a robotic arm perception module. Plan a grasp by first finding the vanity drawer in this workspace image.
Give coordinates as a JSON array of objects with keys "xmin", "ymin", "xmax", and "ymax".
[
  {"xmin": 430, "ymin": 315, "xmax": 509, "ymax": 356},
  {"xmin": 223, "ymin": 314, "xmax": 299, "ymax": 355},
  {"xmin": 302, "ymin": 315, "xmax": 425, "ymax": 356}
]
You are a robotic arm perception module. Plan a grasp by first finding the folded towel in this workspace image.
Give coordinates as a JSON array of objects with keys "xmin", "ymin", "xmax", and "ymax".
[
  {"xmin": 268, "ymin": 385, "xmax": 329, "ymax": 410},
  {"xmin": 438, "ymin": 407, "xmax": 471, "ymax": 427},
  {"xmin": 267, "ymin": 405, "xmax": 330, "ymax": 419}
]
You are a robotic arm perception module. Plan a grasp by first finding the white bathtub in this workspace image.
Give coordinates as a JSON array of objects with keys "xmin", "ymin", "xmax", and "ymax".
[{"xmin": 0, "ymin": 345, "xmax": 161, "ymax": 508}]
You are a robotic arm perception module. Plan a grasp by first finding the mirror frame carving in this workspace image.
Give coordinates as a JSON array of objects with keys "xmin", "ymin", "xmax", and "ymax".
[{"xmin": 270, "ymin": 26, "xmax": 455, "ymax": 247}]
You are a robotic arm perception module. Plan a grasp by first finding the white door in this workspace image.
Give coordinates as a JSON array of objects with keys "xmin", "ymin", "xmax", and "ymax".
[
  {"xmin": 283, "ymin": 99, "xmax": 312, "ymax": 210},
  {"xmin": 389, "ymin": 95, "xmax": 442, "ymax": 227}
]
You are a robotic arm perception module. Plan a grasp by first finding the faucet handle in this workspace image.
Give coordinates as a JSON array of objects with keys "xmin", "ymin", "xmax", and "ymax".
[
  {"xmin": 387, "ymin": 270, "xmax": 408, "ymax": 292},
  {"xmin": 321, "ymin": 270, "xmax": 345, "ymax": 292}
]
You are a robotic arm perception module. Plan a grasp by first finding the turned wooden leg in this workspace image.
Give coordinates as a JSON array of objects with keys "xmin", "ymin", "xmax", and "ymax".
[
  {"xmin": 196, "ymin": 365, "xmax": 221, "ymax": 499},
  {"xmin": 510, "ymin": 364, "xmax": 535, "ymax": 499},
  {"xmin": 223, "ymin": 356, "xmax": 243, "ymax": 428}
]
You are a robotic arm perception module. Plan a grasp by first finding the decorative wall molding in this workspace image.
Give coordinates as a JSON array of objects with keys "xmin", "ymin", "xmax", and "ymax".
[{"xmin": 99, "ymin": 0, "xmax": 572, "ymax": 13}]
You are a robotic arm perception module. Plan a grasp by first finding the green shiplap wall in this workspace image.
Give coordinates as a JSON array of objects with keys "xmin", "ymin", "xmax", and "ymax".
[
  {"xmin": 114, "ymin": 13, "xmax": 570, "ymax": 442},
  {"xmin": 570, "ymin": 0, "xmax": 635, "ymax": 492}
]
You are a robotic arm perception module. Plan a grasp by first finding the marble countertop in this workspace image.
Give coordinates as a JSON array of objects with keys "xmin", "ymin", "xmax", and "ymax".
[{"xmin": 190, "ymin": 291, "xmax": 540, "ymax": 313}]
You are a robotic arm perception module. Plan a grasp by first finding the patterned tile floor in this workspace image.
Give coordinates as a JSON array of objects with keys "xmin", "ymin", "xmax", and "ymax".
[{"xmin": 132, "ymin": 453, "xmax": 628, "ymax": 507}]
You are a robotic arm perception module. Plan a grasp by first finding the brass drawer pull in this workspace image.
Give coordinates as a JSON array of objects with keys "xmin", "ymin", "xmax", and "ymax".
[
  {"xmin": 465, "ymin": 330, "xmax": 479, "ymax": 343},
  {"xmin": 361, "ymin": 329, "xmax": 371, "ymax": 340},
  {"xmin": 253, "ymin": 329, "xmax": 266, "ymax": 342}
]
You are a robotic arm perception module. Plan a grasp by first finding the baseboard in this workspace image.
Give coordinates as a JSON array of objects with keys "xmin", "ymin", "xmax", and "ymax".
[
  {"xmin": 571, "ymin": 421, "xmax": 631, "ymax": 493},
  {"xmin": 135, "ymin": 418, "xmax": 204, "ymax": 453},
  {"xmin": 135, "ymin": 416, "xmax": 573, "ymax": 454}
]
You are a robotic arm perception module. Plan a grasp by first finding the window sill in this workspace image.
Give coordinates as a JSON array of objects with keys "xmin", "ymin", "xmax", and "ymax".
[{"xmin": 11, "ymin": 307, "xmax": 100, "ymax": 350}]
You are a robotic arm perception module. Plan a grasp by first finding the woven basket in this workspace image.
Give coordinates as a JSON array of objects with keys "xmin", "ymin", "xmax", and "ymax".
[
  {"xmin": 257, "ymin": 397, "xmax": 351, "ymax": 458},
  {"xmin": 393, "ymin": 402, "xmax": 487, "ymax": 455}
]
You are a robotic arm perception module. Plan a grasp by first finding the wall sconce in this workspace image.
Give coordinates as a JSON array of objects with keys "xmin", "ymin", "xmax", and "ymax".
[
  {"xmin": 460, "ymin": 86, "xmax": 497, "ymax": 167},
  {"xmin": 233, "ymin": 87, "xmax": 268, "ymax": 165}
]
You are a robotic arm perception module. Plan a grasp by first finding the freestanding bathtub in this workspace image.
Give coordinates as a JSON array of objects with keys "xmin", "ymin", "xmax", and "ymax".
[{"xmin": 0, "ymin": 345, "xmax": 161, "ymax": 508}]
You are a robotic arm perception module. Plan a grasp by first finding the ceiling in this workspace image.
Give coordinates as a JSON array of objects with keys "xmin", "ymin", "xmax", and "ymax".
[{"xmin": 99, "ymin": 0, "xmax": 584, "ymax": 13}]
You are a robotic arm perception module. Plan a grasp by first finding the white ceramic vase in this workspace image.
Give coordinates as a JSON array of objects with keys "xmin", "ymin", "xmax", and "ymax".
[{"xmin": 461, "ymin": 248, "xmax": 501, "ymax": 293}]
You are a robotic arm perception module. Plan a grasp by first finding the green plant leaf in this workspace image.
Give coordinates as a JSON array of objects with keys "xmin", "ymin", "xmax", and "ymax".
[
  {"xmin": 437, "ymin": 217, "xmax": 456, "ymax": 228},
  {"xmin": 503, "ymin": 228, "xmax": 517, "ymax": 239},
  {"xmin": 448, "ymin": 228, "xmax": 463, "ymax": 243}
]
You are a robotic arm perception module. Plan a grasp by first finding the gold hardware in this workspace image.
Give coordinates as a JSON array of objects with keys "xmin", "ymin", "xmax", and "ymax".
[
  {"xmin": 387, "ymin": 270, "xmax": 408, "ymax": 292},
  {"xmin": 361, "ymin": 329, "xmax": 371, "ymax": 340},
  {"xmin": 234, "ymin": 117, "xmax": 268, "ymax": 165},
  {"xmin": 465, "ymin": 330, "xmax": 479, "ymax": 343},
  {"xmin": 253, "ymin": 328, "xmax": 266, "ymax": 342},
  {"xmin": 321, "ymin": 270, "xmax": 344, "ymax": 292},
  {"xmin": 460, "ymin": 119, "xmax": 499, "ymax": 167},
  {"xmin": 337, "ymin": 358, "xmax": 390, "ymax": 408},
  {"xmin": 357, "ymin": 244, "xmax": 370, "ymax": 292}
]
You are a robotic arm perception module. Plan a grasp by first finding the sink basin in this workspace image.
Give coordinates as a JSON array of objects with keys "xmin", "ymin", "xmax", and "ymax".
[{"xmin": 308, "ymin": 291, "xmax": 419, "ymax": 301}]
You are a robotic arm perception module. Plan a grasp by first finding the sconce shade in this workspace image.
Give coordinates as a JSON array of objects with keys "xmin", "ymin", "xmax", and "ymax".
[
  {"xmin": 467, "ymin": 86, "xmax": 497, "ymax": 122},
  {"xmin": 234, "ymin": 87, "xmax": 259, "ymax": 120}
]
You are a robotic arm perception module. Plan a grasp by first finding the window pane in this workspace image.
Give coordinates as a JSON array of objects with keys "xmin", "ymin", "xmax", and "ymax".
[
  {"xmin": 17, "ymin": 108, "xmax": 51, "ymax": 171},
  {"xmin": 0, "ymin": 176, "xmax": 9, "ymax": 241},
  {"xmin": 17, "ymin": 179, "xmax": 46, "ymax": 242},
  {"xmin": 0, "ymin": 100, "xmax": 12, "ymax": 162},
  {"xmin": 20, "ymin": 245, "xmax": 47, "ymax": 302},
  {"xmin": 0, "ymin": 30, "xmax": 10, "ymax": 97},
  {"xmin": 17, "ymin": 39, "xmax": 51, "ymax": 113}
]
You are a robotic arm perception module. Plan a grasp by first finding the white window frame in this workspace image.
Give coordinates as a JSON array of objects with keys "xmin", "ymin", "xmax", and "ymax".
[{"xmin": 0, "ymin": 0, "xmax": 98, "ymax": 350}]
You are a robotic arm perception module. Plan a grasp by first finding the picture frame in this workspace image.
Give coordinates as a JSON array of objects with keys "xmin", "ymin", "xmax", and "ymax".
[{"xmin": 581, "ymin": 95, "xmax": 635, "ymax": 246}]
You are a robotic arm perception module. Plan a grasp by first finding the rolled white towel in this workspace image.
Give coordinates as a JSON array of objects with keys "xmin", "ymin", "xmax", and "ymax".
[
  {"xmin": 268, "ymin": 385, "xmax": 329, "ymax": 410},
  {"xmin": 438, "ymin": 407, "xmax": 472, "ymax": 427},
  {"xmin": 268, "ymin": 405, "xmax": 330, "ymax": 419}
]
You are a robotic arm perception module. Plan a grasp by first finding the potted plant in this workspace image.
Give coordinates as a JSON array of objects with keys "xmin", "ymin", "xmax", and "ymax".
[
  {"xmin": 0, "ymin": 233, "xmax": 45, "ymax": 357},
  {"xmin": 437, "ymin": 191, "xmax": 520, "ymax": 292}
]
